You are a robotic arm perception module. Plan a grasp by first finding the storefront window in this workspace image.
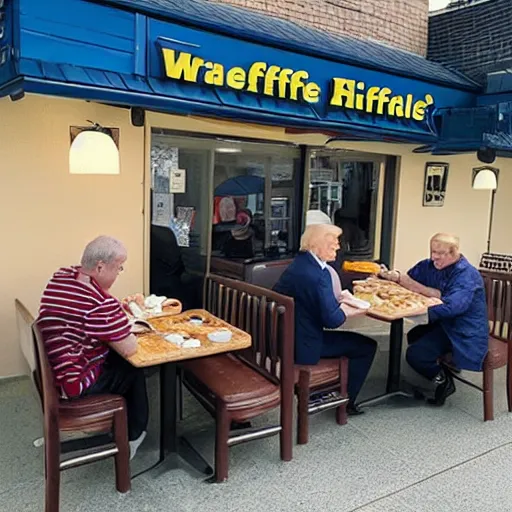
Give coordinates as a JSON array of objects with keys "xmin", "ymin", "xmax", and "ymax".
[
  {"xmin": 212, "ymin": 142, "xmax": 301, "ymax": 261},
  {"xmin": 309, "ymin": 149, "xmax": 385, "ymax": 261},
  {"xmin": 149, "ymin": 131, "xmax": 301, "ymax": 305}
]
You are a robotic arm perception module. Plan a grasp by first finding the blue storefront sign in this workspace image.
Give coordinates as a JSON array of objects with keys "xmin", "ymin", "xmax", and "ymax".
[{"xmin": 0, "ymin": 0, "xmax": 481, "ymax": 143}]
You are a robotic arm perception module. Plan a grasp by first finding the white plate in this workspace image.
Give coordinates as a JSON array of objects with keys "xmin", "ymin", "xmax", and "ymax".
[
  {"xmin": 165, "ymin": 334, "xmax": 185, "ymax": 346},
  {"xmin": 207, "ymin": 329, "xmax": 233, "ymax": 343},
  {"xmin": 182, "ymin": 338, "xmax": 201, "ymax": 349},
  {"xmin": 343, "ymin": 297, "xmax": 371, "ymax": 310}
]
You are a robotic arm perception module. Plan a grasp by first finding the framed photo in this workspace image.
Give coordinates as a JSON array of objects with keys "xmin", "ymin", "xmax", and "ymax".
[{"xmin": 423, "ymin": 162, "xmax": 449, "ymax": 207}]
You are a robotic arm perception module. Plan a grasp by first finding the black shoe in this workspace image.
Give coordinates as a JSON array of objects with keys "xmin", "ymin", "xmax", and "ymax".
[
  {"xmin": 427, "ymin": 371, "xmax": 456, "ymax": 406},
  {"xmin": 347, "ymin": 403, "xmax": 365, "ymax": 416}
]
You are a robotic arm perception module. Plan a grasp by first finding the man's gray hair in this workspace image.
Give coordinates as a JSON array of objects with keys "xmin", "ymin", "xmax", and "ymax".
[
  {"xmin": 300, "ymin": 224, "xmax": 342, "ymax": 252},
  {"xmin": 430, "ymin": 232, "xmax": 460, "ymax": 256},
  {"xmin": 80, "ymin": 236, "xmax": 127, "ymax": 270}
]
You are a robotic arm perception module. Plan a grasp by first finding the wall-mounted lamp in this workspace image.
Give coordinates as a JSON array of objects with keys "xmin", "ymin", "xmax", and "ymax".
[
  {"xmin": 472, "ymin": 166, "xmax": 499, "ymax": 253},
  {"xmin": 69, "ymin": 122, "xmax": 120, "ymax": 175}
]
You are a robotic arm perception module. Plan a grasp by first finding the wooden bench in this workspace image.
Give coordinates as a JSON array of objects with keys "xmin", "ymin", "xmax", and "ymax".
[{"xmin": 182, "ymin": 274, "xmax": 294, "ymax": 482}]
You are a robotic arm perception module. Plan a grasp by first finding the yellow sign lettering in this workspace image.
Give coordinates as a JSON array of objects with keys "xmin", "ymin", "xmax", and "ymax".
[
  {"xmin": 247, "ymin": 62, "xmax": 267, "ymax": 93},
  {"xmin": 204, "ymin": 62, "xmax": 225, "ymax": 86},
  {"xmin": 162, "ymin": 49, "xmax": 204, "ymax": 83},
  {"xmin": 264, "ymin": 65, "xmax": 281, "ymax": 96},
  {"xmin": 304, "ymin": 82, "xmax": 321, "ymax": 104},
  {"xmin": 330, "ymin": 78, "xmax": 355, "ymax": 108},
  {"xmin": 226, "ymin": 67, "xmax": 246, "ymax": 90},
  {"xmin": 413, "ymin": 94, "xmax": 434, "ymax": 121},
  {"xmin": 160, "ymin": 49, "xmax": 435, "ymax": 122}
]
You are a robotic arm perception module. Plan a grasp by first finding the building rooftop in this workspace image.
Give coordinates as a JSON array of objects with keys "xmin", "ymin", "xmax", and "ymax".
[
  {"xmin": 89, "ymin": 0, "xmax": 480, "ymax": 91},
  {"xmin": 428, "ymin": 0, "xmax": 512, "ymax": 85}
]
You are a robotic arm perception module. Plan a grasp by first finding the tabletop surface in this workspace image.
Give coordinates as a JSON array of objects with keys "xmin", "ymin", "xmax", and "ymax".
[{"xmin": 125, "ymin": 309, "xmax": 252, "ymax": 368}]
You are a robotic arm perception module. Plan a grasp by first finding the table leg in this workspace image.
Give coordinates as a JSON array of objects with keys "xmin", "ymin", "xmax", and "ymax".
[
  {"xmin": 386, "ymin": 319, "xmax": 404, "ymax": 393},
  {"xmin": 358, "ymin": 318, "xmax": 413, "ymax": 407},
  {"xmin": 140, "ymin": 362, "xmax": 213, "ymax": 478},
  {"xmin": 160, "ymin": 362, "xmax": 177, "ymax": 460}
]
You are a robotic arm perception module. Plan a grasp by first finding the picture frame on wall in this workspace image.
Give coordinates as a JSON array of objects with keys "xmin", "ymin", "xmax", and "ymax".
[{"xmin": 423, "ymin": 162, "xmax": 449, "ymax": 207}]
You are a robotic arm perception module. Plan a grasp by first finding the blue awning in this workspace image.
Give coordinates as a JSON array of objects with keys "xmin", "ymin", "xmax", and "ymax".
[
  {"xmin": 0, "ymin": 0, "xmax": 482, "ymax": 145},
  {"xmin": 7, "ymin": 58, "xmax": 443, "ymax": 144},
  {"xmin": 413, "ymin": 103, "xmax": 512, "ymax": 156}
]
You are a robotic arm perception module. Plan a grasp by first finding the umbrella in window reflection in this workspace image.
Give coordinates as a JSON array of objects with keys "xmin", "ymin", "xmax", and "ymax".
[{"xmin": 214, "ymin": 176, "xmax": 265, "ymax": 197}]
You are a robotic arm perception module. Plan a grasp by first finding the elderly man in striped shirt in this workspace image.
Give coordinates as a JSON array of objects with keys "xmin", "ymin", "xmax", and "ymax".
[{"xmin": 38, "ymin": 236, "xmax": 148, "ymax": 459}]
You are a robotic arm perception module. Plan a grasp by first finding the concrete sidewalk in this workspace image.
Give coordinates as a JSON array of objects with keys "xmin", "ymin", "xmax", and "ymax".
[{"xmin": 1, "ymin": 318, "xmax": 511, "ymax": 512}]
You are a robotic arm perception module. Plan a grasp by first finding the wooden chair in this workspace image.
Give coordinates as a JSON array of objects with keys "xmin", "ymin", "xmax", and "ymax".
[
  {"xmin": 445, "ymin": 271, "xmax": 511, "ymax": 421},
  {"xmin": 15, "ymin": 300, "xmax": 131, "ymax": 512},
  {"xmin": 295, "ymin": 358, "xmax": 349, "ymax": 444},
  {"xmin": 181, "ymin": 275, "xmax": 294, "ymax": 482}
]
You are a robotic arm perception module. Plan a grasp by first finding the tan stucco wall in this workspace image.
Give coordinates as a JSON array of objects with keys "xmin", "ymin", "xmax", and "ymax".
[
  {"xmin": 1, "ymin": 95, "xmax": 510, "ymax": 377},
  {"xmin": 0, "ymin": 94, "xmax": 145, "ymax": 377}
]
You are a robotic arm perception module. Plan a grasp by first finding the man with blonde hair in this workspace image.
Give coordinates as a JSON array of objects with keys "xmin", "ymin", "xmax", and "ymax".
[
  {"xmin": 37, "ymin": 236, "xmax": 149, "ymax": 459},
  {"xmin": 380, "ymin": 233, "xmax": 488, "ymax": 406},
  {"xmin": 274, "ymin": 223, "xmax": 377, "ymax": 415}
]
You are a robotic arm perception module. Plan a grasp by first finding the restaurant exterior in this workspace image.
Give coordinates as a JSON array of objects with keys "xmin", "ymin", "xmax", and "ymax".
[{"xmin": 1, "ymin": 0, "xmax": 511, "ymax": 377}]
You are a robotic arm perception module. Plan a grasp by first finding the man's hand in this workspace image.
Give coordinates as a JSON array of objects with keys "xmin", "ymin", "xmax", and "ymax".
[
  {"xmin": 379, "ymin": 266, "xmax": 400, "ymax": 283},
  {"xmin": 341, "ymin": 303, "xmax": 367, "ymax": 318}
]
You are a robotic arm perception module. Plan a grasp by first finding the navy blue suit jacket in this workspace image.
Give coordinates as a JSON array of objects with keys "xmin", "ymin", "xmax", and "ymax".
[{"xmin": 273, "ymin": 251, "xmax": 346, "ymax": 365}]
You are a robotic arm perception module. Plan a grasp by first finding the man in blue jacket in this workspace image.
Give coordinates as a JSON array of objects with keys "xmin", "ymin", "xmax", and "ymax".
[
  {"xmin": 380, "ymin": 233, "xmax": 488, "ymax": 406},
  {"xmin": 274, "ymin": 223, "xmax": 377, "ymax": 415}
]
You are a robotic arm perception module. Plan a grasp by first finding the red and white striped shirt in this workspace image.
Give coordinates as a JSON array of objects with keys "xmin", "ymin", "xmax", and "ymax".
[{"xmin": 37, "ymin": 266, "xmax": 131, "ymax": 398}]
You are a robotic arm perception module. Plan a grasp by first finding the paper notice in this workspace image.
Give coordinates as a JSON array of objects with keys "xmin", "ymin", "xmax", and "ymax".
[{"xmin": 170, "ymin": 169, "xmax": 186, "ymax": 194}]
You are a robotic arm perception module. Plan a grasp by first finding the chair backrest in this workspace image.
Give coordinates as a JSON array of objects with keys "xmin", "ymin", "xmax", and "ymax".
[
  {"xmin": 204, "ymin": 273, "xmax": 295, "ymax": 387},
  {"xmin": 246, "ymin": 259, "xmax": 292, "ymax": 290},
  {"xmin": 481, "ymin": 270, "xmax": 512, "ymax": 341},
  {"xmin": 14, "ymin": 299, "xmax": 43, "ymax": 403},
  {"xmin": 32, "ymin": 320, "xmax": 61, "ymax": 430}
]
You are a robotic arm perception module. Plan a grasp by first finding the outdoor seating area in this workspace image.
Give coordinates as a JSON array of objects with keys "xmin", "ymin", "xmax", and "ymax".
[
  {"xmin": 3, "ymin": 0, "xmax": 512, "ymax": 511},
  {"xmin": 2, "ymin": 314, "xmax": 512, "ymax": 512},
  {"xmin": 3, "ymin": 268, "xmax": 512, "ymax": 512}
]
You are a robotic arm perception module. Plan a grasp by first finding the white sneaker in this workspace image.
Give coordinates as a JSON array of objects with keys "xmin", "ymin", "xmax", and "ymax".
[{"xmin": 129, "ymin": 431, "xmax": 147, "ymax": 460}]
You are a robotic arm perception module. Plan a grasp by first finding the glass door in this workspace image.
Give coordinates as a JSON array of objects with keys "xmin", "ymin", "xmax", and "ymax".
[
  {"xmin": 150, "ymin": 133, "xmax": 213, "ymax": 309},
  {"xmin": 308, "ymin": 149, "xmax": 386, "ymax": 261}
]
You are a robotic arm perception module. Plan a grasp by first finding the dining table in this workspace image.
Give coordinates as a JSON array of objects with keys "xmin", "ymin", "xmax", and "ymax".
[
  {"xmin": 329, "ymin": 299, "xmax": 432, "ymax": 408},
  {"xmin": 124, "ymin": 309, "xmax": 252, "ymax": 477}
]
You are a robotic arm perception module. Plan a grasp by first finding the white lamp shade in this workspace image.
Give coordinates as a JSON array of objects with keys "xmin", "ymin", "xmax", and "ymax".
[
  {"xmin": 69, "ymin": 130, "xmax": 120, "ymax": 175},
  {"xmin": 472, "ymin": 169, "xmax": 498, "ymax": 190}
]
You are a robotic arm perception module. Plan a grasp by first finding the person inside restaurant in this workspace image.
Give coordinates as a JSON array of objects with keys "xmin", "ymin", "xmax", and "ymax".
[
  {"xmin": 273, "ymin": 223, "xmax": 378, "ymax": 415},
  {"xmin": 379, "ymin": 233, "xmax": 488, "ymax": 406},
  {"xmin": 150, "ymin": 221, "xmax": 186, "ymax": 299},
  {"xmin": 222, "ymin": 208, "xmax": 256, "ymax": 259},
  {"xmin": 37, "ymin": 236, "xmax": 149, "ymax": 459},
  {"xmin": 333, "ymin": 208, "xmax": 369, "ymax": 256},
  {"xmin": 150, "ymin": 191, "xmax": 202, "ymax": 309}
]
